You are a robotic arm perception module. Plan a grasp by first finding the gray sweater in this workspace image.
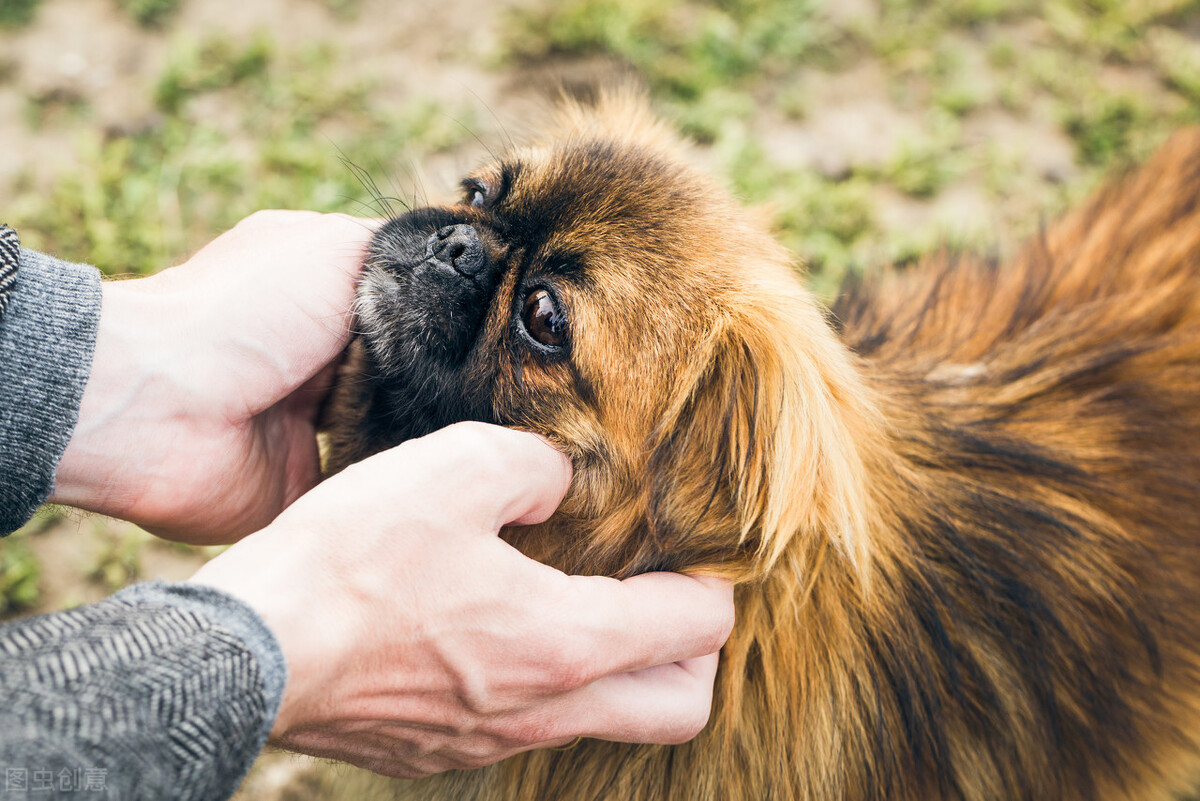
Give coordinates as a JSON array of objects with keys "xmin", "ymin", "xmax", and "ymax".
[{"xmin": 0, "ymin": 229, "xmax": 288, "ymax": 800}]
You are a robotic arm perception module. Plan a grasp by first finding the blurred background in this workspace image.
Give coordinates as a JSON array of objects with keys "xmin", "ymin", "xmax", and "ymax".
[{"xmin": 3, "ymin": 0, "xmax": 1200, "ymax": 797}]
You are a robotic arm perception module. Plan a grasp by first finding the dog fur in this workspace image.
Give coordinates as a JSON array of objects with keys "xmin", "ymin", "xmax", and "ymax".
[{"xmin": 325, "ymin": 93, "xmax": 1200, "ymax": 800}]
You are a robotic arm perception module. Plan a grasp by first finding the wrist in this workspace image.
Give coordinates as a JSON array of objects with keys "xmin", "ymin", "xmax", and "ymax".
[
  {"xmin": 188, "ymin": 520, "xmax": 362, "ymax": 740},
  {"xmin": 50, "ymin": 277, "xmax": 196, "ymax": 519}
]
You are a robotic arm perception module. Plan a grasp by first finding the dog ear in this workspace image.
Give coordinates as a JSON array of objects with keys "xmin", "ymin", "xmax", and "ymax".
[{"xmin": 644, "ymin": 287, "xmax": 879, "ymax": 585}]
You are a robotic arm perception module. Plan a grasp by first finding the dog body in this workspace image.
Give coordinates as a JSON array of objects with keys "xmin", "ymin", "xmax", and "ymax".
[{"xmin": 326, "ymin": 96, "xmax": 1200, "ymax": 800}]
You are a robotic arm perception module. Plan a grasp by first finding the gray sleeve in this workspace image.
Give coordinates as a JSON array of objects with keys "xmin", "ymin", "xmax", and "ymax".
[
  {"xmin": 0, "ymin": 235, "xmax": 102, "ymax": 534},
  {"xmin": 0, "ymin": 581, "xmax": 288, "ymax": 800}
]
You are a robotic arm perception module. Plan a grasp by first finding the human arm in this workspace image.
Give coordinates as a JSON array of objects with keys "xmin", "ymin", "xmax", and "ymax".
[
  {"xmin": 45, "ymin": 210, "xmax": 374, "ymax": 543},
  {"xmin": 0, "ymin": 212, "xmax": 368, "ymax": 798},
  {"xmin": 0, "ymin": 212, "xmax": 373, "ymax": 541},
  {"xmin": 0, "ymin": 582, "xmax": 284, "ymax": 801},
  {"xmin": 191, "ymin": 421, "xmax": 735, "ymax": 778},
  {"xmin": 0, "ymin": 225, "xmax": 101, "ymax": 533},
  {"xmin": 0, "ymin": 423, "xmax": 732, "ymax": 798}
]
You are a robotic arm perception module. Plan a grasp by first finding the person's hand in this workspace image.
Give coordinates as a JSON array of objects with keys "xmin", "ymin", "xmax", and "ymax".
[
  {"xmin": 190, "ymin": 422, "xmax": 735, "ymax": 778},
  {"xmin": 51, "ymin": 211, "xmax": 376, "ymax": 543}
]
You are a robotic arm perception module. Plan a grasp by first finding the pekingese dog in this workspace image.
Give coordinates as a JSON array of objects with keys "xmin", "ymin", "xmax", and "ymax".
[{"xmin": 324, "ymin": 91, "xmax": 1200, "ymax": 800}]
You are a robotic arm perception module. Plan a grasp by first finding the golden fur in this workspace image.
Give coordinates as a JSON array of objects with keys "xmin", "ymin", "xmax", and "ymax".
[{"xmin": 326, "ymin": 93, "xmax": 1200, "ymax": 800}]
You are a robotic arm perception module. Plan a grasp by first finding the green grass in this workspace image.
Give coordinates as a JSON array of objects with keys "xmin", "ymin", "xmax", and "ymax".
[
  {"xmin": 1063, "ymin": 94, "xmax": 1147, "ymax": 167},
  {"xmin": 0, "ymin": 0, "xmax": 39, "ymax": 28},
  {"xmin": 154, "ymin": 33, "xmax": 273, "ymax": 114},
  {"xmin": 0, "ymin": 509, "xmax": 66, "ymax": 615},
  {"xmin": 877, "ymin": 110, "xmax": 965, "ymax": 198},
  {"xmin": 503, "ymin": 0, "xmax": 834, "ymax": 105},
  {"xmin": 86, "ymin": 522, "xmax": 152, "ymax": 592},
  {"xmin": 117, "ymin": 0, "xmax": 183, "ymax": 27},
  {"xmin": 0, "ymin": 532, "xmax": 41, "ymax": 615},
  {"xmin": 500, "ymin": 0, "xmax": 1200, "ymax": 289},
  {"xmin": 316, "ymin": 0, "xmax": 361, "ymax": 19},
  {"xmin": 1150, "ymin": 25, "xmax": 1200, "ymax": 105},
  {"xmin": 23, "ymin": 87, "xmax": 90, "ymax": 129},
  {"xmin": 10, "ymin": 34, "xmax": 475, "ymax": 276},
  {"xmin": 715, "ymin": 132, "xmax": 874, "ymax": 294}
]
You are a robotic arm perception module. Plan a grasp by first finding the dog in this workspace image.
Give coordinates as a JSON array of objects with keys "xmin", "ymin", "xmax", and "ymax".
[{"xmin": 323, "ymin": 91, "xmax": 1200, "ymax": 800}]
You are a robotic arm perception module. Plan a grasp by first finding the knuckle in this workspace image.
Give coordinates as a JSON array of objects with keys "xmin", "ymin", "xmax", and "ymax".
[
  {"xmin": 488, "ymin": 718, "xmax": 545, "ymax": 752},
  {"xmin": 434, "ymin": 422, "xmax": 504, "ymax": 470},
  {"xmin": 451, "ymin": 740, "xmax": 508, "ymax": 772},
  {"xmin": 520, "ymin": 718, "xmax": 558, "ymax": 747},
  {"xmin": 706, "ymin": 616, "xmax": 734, "ymax": 655},
  {"xmin": 459, "ymin": 690, "xmax": 501, "ymax": 720},
  {"xmin": 447, "ymin": 679, "xmax": 493, "ymax": 725},
  {"xmin": 439, "ymin": 708, "xmax": 479, "ymax": 741},
  {"xmin": 670, "ymin": 692, "xmax": 715, "ymax": 744},
  {"xmin": 546, "ymin": 639, "xmax": 596, "ymax": 691}
]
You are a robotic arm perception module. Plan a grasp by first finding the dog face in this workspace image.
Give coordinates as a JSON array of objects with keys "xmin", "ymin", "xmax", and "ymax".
[{"xmin": 341, "ymin": 92, "xmax": 875, "ymax": 581}]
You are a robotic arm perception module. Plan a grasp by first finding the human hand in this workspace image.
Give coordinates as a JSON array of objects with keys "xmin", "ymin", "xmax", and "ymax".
[
  {"xmin": 51, "ymin": 211, "xmax": 376, "ymax": 543},
  {"xmin": 190, "ymin": 422, "xmax": 735, "ymax": 778}
]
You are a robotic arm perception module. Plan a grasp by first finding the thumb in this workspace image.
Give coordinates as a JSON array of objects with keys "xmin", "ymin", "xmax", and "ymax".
[{"xmin": 370, "ymin": 422, "xmax": 573, "ymax": 532}]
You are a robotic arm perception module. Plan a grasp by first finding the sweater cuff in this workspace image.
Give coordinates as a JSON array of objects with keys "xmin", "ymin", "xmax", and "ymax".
[
  {"xmin": 0, "ymin": 247, "xmax": 102, "ymax": 534},
  {"xmin": 115, "ymin": 582, "xmax": 289, "ymax": 750},
  {"xmin": 0, "ymin": 579, "xmax": 289, "ymax": 800}
]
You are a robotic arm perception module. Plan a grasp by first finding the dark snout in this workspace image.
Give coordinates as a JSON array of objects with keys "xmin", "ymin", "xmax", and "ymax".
[
  {"xmin": 428, "ymin": 224, "xmax": 487, "ymax": 279},
  {"xmin": 364, "ymin": 210, "xmax": 502, "ymax": 367}
]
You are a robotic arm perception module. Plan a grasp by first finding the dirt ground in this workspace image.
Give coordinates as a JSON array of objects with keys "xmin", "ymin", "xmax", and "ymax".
[{"xmin": 3, "ymin": 0, "xmax": 1200, "ymax": 798}]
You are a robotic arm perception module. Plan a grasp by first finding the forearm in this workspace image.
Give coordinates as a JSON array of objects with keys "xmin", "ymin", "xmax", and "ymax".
[
  {"xmin": 0, "ymin": 582, "xmax": 286, "ymax": 801},
  {"xmin": 0, "ymin": 240, "xmax": 102, "ymax": 534}
]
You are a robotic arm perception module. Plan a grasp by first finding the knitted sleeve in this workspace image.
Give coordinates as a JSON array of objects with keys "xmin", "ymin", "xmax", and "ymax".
[
  {"xmin": 0, "ymin": 581, "xmax": 288, "ymax": 800},
  {"xmin": 0, "ymin": 226, "xmax": 102, "ymax": 534},
  {"xmin": 0, "ymin": 235, "xmax": 288, "ymax": 797}
]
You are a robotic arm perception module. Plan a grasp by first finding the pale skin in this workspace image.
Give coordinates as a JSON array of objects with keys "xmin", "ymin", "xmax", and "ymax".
[{"xmin": 50, "ymin": 210, "xmax": 735, "ymax": 779}]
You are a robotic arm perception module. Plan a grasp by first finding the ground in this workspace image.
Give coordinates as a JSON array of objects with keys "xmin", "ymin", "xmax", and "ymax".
[{"xmin": 2, "ymin": 0, "xmax": 1200, "ymax": 798}]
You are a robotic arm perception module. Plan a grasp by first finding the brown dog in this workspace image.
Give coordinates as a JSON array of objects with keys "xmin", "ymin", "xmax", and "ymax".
[{"xmin": 324, "ymin": 92, "xmax": 1200, "ymax": 800}]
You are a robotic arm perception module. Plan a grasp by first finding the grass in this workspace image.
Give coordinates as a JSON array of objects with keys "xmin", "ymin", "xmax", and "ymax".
[
  {"xmin": 154, "ymin": 33, "xmax": 273, "ymax": 114},
  {"xmin": 1063, "ymin": 94, "xmax": 1147, "ymax": 167},
  {"xmin": 503, "ymin": 0, "xmax": 835, "ymax": 111},
  {"xmin": 8, "ymin": 34, "xmax": 476, "ymax": 276},
  {"xmin": 0, "ymin": 530, "xmax": 40, "ymax": 615},
  {"xmin": 877, "ymin": 109, "xmax": 965, "ymax": 198},
  {"xmin": 117, "ymin": 0, "xmax": 183, "ymax": 27},
  {"xmin": 500, "ymin": 0, "xmax": 1200, "ymax": 291},
  {"xmin": 0, "ymin": 0, "xmax": 39, "ymax": 28},
  {"xmin": 86, "ymin": 522, "xmax": 152, "ymax": 592}
]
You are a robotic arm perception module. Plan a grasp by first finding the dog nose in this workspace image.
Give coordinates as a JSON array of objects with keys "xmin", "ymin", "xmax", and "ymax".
[{"xmin": 429, "ymin": 224, "xmax": 486, "ymax": 277}]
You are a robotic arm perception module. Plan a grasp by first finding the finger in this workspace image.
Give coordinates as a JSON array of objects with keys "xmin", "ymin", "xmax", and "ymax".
[
  {"xmin": 563, "ymin": 573, "xmax": 734, "ymax": 678},
  {"xmin": 395, "ymin": 422, "xmax": 573, "ymax": 531},
  {"xmin": 534, "ymin": 652, "xmax": 721, "ymax": 746},
  {"xmin": 252, "ymin": 210, "xmax": 382, "ymax": 235},
  {"xmin": 233, "ymin": 209, "xmax": 324, "ymax": 230},
  {"xmin": 285, "ymin": 351, "xmax": 347, "ymax": 426},
  {"xmin": 502, "ymin": 432, "xmax": 573, "ymax": 526}
]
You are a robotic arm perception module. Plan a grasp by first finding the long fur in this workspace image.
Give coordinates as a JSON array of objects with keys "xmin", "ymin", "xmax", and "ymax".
[{"xmin": 330, "ymin": 96, "xmax": 1200, "ymax": 800}]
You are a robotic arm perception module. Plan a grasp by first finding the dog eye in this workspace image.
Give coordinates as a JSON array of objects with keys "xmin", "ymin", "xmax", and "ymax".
[
  {"xmin": 521, "ymin": 289, "xmax": 567, "ymax": 348},
  {"xmin": 464, "ymin": 180, "xmax": 487, "ymax": 208}
]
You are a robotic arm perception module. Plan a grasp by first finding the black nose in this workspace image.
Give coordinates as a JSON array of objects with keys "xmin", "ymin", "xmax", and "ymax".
[{"xmin": 428, "ymin": 224, "xmax": 486, "ymax": 277}]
